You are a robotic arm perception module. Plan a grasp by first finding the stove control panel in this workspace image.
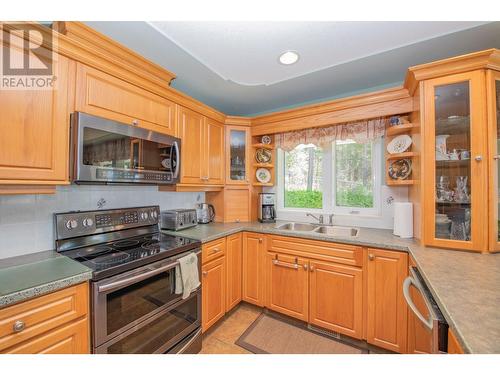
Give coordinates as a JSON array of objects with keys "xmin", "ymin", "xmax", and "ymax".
[{"xmin": 55, "ymin": 206, "xmax": 160, "ymax": 240}]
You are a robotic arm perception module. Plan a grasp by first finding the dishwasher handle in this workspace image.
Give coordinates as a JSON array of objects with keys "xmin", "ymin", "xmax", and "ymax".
[{"xmin": 403, "ymin": 275, "xmax": 434, "ymax": 331}]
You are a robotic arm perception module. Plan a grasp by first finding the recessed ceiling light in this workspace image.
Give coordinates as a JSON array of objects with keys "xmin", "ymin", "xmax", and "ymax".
[{"xmin": 279, "ymin": 51, "xmax": 299, "ymax": 65}]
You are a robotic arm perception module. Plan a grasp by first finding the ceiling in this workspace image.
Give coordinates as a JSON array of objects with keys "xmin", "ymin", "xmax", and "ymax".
[{"xmin": 85, "ymin": 21, "xmax": 500, "ymax": 116}]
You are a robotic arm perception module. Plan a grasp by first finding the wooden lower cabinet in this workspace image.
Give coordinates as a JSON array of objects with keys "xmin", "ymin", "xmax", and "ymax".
[
  {"xmin": 201, "ymin": 256, "xmax": 226, "ymax": 332},
  {"xmin": 226, "ymin": 233, "xmax": 243, "ymax": 312},
  {"xmin": 309, "ymin": 260, "xmax": 363, "ymax": 339},
  {"xmin": 0, "ymin": 282, "xmax": 89, "ymax": 354},
  {"xmin": 242, "ymin": 232, "xmax": 265, "ymax": 306},
  {"xmin": 366, "ymin": 248, "xmax": 408, "ymax": 353},
  {"xmin": 265, "ymin": 253, "xmax": 309, "ymax": 321}
]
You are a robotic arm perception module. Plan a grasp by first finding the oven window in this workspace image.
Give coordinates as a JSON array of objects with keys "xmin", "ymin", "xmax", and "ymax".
[
  {"xmin": 106, "ymin": 269, "xmax": 181, "ymax": 335},
  {"xmin": 82, "ymin": 127, "xmax": 173, "ymax": 171},
  {"xmin": 107, "ymin": 293, "xmax": 199, "ymax": 354}
]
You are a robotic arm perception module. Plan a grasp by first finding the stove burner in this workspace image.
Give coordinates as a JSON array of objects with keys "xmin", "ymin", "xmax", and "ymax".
[
  {"xmin": 113, "ymin": 239, "xmax": 140, "ymax": 249},
  {"xmin": 76, "ymin": 246, "xmax": 113, "ymax": 258},
  {"xmin": 141, "ymin": 241, "xmax": 160, "ymax": 251},
  {"xmin": 143, "ymin": 234, "xmax": 158, "ymax": 241},
  {"xmin": 89, "ymin": 251, "xmax": 131, "ymax": 265}
]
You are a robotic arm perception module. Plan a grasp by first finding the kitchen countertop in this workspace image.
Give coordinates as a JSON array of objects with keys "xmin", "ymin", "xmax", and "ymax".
[
  {"xmin": 163, "ymin": 221, "xmax": 500, "ymax": 354},
  {"xmin": 0, "ymin": 250, "xmax": 92, "ymax": 308}
]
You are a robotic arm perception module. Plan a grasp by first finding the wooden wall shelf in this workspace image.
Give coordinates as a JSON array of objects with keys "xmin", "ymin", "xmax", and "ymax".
[
  {"xmin": 386, "ymin": 123, "xmax": 420, "ymax": 136},
  {"xmin": 386, "ymin": 151, "xmax": 419, "ymax": 160},
  {"xmin": 386, "ymin": 179, "xmax": 416, "ymax": 186}
]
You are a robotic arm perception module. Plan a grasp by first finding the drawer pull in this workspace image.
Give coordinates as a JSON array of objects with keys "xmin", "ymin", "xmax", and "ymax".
[
  {"xmin": 13, "ymin": 320, "xmax": 25, "ymax": 333},
  {"xmin": 212, "ymin": 247, "xmax": 221, "ymax": 253},
  {"xmin": 272, "ymin": 259, "xmax": 299, "ymax": 270}
]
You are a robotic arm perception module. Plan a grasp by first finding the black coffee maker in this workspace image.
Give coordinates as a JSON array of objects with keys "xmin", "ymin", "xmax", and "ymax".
[{"xmin": 258, "ymin": 193, "xmax": 276, "ymax": 223}]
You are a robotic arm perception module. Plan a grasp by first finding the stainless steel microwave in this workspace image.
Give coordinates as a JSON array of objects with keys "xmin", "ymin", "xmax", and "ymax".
[{"xmin": 71, "ymin": 112, "xmax": 180, "ymax": 185}]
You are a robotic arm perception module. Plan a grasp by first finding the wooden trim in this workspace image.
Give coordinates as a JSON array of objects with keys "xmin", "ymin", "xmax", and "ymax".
[
  {"xmin": 158, "ymin": 184, "xmax": 224, "ymax": 192},
  {"xmin": 487, "ymin": 69, "xmax": 500, "ymax": 253},
  {"xmin": 225, "ymin": 116, "xmax": 252, "ymax": 126},
  {"xmin": 0, "ymin": 185, "xmax": 57, "ymax": 195},
  {"xmin": 405, "ymin": 49, "xmax": 500, "ymax": 95}
]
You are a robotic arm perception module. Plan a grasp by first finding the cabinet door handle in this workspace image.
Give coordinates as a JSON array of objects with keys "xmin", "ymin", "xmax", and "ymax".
[
  {"xmin": 303, "ymin": 264, "xmax": 308, "ymax": 271},
  {"xmin": 272, "ymin": 259, "xmax": 299, "ymax": 270},
  {"xmin": 309, "ymin": 265, "xmax": 314, "ymax": 272},
  {"xmin": 474, "ymin": 155, "xmax": 483, "ymax": 161},
  {"xmin": 13, "ymin": 320, "xmax": 25, "ymax": 333},
  {"xmin": 132, "ymin": 119, "xmax": 139, "ymax": 126},
  {"xmin": 202, "ymin": 271, "xmax": 208, "ymax": 277},
  {"xmin": 258, "ymin": 238, "xmax": 263, "ymax": 243},
  {"xmin": 368, "ymin": 254, "xmax": 375, "ymax": 261},
  {"xmin": 494, "ymin": 155, "xmax": 500, "ymax": 160}
]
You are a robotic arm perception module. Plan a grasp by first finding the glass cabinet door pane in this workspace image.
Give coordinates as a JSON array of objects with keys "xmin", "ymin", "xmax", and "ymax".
[
  {"xmin": 495, "ymin": 80, "xmax": 500, "ymax": 243},
  {"xmin": 434, "ymin": 81, "xmax": 471, "ymax": 242},
  {"xmin": 229, "ymin": 129, "xmax": 247, "ymax": 181}
]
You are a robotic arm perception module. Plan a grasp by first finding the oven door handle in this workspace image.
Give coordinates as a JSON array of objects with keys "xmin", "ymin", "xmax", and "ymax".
[
  {"xmin": 98, "ymin": 260, "xmax": 180, "ymax": 293},
  {"xmin": 403, "ymin": 275, "xmax": 434, "ymax": 330},
  {"xmin": 172, "ymin": 141, "xmax": 180, "ymax": 179}
]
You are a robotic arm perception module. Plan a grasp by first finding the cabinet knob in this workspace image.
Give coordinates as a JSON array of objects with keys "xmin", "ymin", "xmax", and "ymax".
[
  {"xmin": 303, "ymin": 264, "xmax": 308, "ymax": 271},
  {"xmin": 13, "ymin": 320, "xmax": 25, "ymax": 333},
  {"xmin": 494, "ymin": 155, "xmax": 500, "ymax": 160},
  {"xmin": 202, "ymin": 271, "xmax": 208, "ymax": 277},
  {"xmin": 258, "ymin": 238, "xmax": 263, "ymax": 243},
  {"xmin": 475, "ymin": 155, "xmax": 483, "ymax": 161},
  {"xmin": 368, "ymin": 254, "xmax": 375, "ymax": 261},
  {"xmin": 213, "ymin": 247, "xmax": 220, "ymax": 253},
  {"xmin": 132, "ymin": 119, "xmax": 139, "ymax": 126},
  {"xmin": 310, "ymin": 265, "xmax": 314, "ymax": 272}
]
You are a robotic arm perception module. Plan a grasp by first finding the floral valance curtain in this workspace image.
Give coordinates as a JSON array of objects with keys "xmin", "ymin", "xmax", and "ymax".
[{"xmin": 275, "ymin": 117, "xmax": 388, "ymax": 151}]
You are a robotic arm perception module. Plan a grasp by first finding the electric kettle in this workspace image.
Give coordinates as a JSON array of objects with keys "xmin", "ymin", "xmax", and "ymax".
[{"xmin": 196, "ymin": 203, "xmax": 215, "ymax": 224}]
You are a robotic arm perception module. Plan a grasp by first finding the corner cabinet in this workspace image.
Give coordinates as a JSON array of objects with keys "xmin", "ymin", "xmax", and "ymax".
[
  {"xmin": 422, "ymin": 70, "xmax": 489, "ymax": 252},
  {"xmin": 226, "ymin": 125, "xmax": 251, "ymax": 185},
  {"xmin": 242, "ymin": 232, "xmax": 265, "ymax": 306}
]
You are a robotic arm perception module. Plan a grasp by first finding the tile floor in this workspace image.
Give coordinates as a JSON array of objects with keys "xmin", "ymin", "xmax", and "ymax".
[{"xmin": 200, "ymin": 303, "xmax": 263, "ymax": 354}]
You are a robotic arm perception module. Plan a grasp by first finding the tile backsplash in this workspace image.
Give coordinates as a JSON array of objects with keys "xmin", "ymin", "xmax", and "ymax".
[{"xmin": 0, "ymin": 185, "xmax": 204, "ymax": 259}]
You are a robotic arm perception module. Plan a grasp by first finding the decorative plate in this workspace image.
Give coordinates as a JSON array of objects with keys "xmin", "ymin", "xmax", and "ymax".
[
  {"xmin": 261, "ymin": 135, "xmax": 272, "ymax": 145},
  {"xmin": 255, "ymin": 148, "xmax": 272, "ymax": 163},
  {"xmin": 387, "ymin": 135, "xmax": 412, "ymax": 154},
  {"xmin": 256, "ymin": 168, "xmax": 271, "ymax": 183},
  {"xmin": 388, "ymin": 159, "xmax": 412, "ymax": 180}
]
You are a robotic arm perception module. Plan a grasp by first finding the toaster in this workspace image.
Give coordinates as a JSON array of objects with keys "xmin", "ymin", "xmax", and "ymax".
[{"xmin": 160, "ymin": 209, "xmax": 198, "ymax": 231}]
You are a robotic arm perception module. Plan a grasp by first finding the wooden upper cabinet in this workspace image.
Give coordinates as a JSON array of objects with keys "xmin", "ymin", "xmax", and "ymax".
[
  {"xmin": 202, "ymin": 256, "xmax": 226, "ymax": 332},
  {"xmin": 205, "ymin": 118, "xmax": 225, "ymax": 185},
  {"xmin": 75, "ymin": 63, "xmax": 176, "ymax": 136},
  {"xmin": 242, "ymin": 232, "xmax": 265, "ymax": 307},
  {"xmin": 226, "ymin": 233, "xmax": 243, "ymax": 312},
  {"xmin": 265, "ymin": 252, "xmax": 309, "ymax": 321},
  {"xmin": 422, "ymin": 70, "xmax": 488, "ymax": 252},
  {"xmin": 177, "ymin": 106, "xmax": 205, "ymax": 184},
  {"xmin": 226, "ymin": 125, "xmax": 251, "ymax": 185},
  {"xmin": 309, "ymin": 260, "xmax": 363, "ymax": 339},
  {"xmin": 366, "ymin": 248, "xmax": 408, "ymax": 353},
  {"xmin": 0, "ymin": 49, "xmax": 73, "ymax": 184}
]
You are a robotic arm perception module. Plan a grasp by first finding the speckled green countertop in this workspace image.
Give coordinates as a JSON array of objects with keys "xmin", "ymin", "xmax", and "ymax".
[
  {"xmin": 0, "ymin": 250, "xmax": 92, "ymax": 308},
  {"xmin": 163, "ymin": 221, "xmax": 500, "ymax": 354}
]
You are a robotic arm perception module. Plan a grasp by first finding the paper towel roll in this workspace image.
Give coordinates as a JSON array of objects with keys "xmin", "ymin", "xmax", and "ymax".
[{"xmin": 393, "ymin": 202, "xmax": 413, "ymax": 238}]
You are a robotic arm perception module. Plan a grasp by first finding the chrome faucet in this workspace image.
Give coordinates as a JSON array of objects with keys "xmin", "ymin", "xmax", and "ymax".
[
  {"xmin": 328, "ymin": 214, "xmax": 334, "ymax": 225},
  {"xmin": 306, "ymin": 213, "xmax": 324, "ymax": 224}
]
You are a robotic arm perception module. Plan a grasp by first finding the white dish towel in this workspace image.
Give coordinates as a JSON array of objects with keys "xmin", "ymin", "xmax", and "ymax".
[{"xmin": 174, "ymin": 252, "xmax": 200, "ymax": 299}]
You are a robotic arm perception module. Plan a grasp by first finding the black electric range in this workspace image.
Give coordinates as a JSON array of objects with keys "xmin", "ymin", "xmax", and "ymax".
[{"xmin": 54, "ymin": 205, "xmax": 200, "ymax": 281}]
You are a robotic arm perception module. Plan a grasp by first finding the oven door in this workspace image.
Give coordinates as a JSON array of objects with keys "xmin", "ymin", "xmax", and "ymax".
[
  {"xmin": 92, "ymin": 250, "xmax": 201, "ymax": 349},
  {"xmin": 72, "ymin": 112, "xmax": 180, "ymax": 184}
]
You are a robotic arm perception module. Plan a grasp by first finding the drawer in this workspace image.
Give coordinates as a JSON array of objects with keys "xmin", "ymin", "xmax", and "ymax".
[
  {"xmin": 267, "ymin": 235, "xmax": 363, "ymax": 267},
  {"xmin": 0, "ymin": 283, "xmax": 89, "ymax": 351},
  {"xmin": 76, "ymin": 63, "xmax": 176, "ymax": 136},
  {"xmin": 2, "ymin": 318, "xmax": 89, "ymax": 354},
  {"xmin": 202, "ymin": 237, "xmax": 227, "ymax": 264}
]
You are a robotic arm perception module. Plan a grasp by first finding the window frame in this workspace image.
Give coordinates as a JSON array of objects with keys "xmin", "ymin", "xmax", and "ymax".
[{"xmin": 276, "ymin": 139, "xmax": 382, "ymax": 218}]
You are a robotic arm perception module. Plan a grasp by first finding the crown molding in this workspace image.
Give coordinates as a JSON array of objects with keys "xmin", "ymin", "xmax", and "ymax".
[{"xmin": 404, "ymin": 48, "xmax": 500, "ymax": 95}]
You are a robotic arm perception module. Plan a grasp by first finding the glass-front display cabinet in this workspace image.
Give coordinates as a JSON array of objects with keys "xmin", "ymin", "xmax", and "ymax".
[
  {"xmin": 488, "ymin": 70, "xmax": 500, "ymax": 252},
  {"xmin": 423, "ymin": 70, "xmax": 488, "ymax": 252},
  {"xmin": 226, "ymin": 126, "xmax": 250, "ymax": 184}
]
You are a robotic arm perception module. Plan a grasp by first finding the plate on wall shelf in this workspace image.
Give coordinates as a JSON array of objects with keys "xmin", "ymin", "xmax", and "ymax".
[
  {"xmin": 387, "ymin": 135, "xmax": 412, "ymax": 154},
  {"xmin": 388, "ymin": 159, "xmax": 412, "ymax": 180},
  {"xmin": 261, "ymin": 135, "xmax": 272, "ymax": 145},
  {"xmin": 256, "ymin": 168, "xmax": 271, "ymax": 184},
  {"xmin": 255, "ymin": 148, "xmax": 272, "ymax": 163}
]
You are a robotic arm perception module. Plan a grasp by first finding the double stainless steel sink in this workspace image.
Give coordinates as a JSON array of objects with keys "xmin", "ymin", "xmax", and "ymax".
[{"xmin": 275, "ymin": 222, "xmax": 359, "ymax": 237}]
